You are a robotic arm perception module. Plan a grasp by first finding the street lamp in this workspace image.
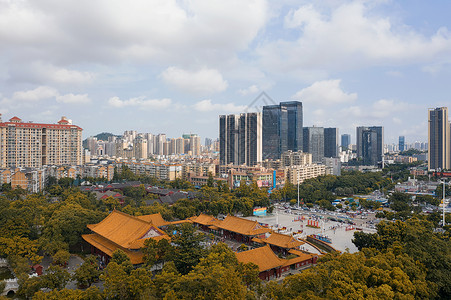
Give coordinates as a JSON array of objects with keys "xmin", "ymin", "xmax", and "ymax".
[{"xmin": 440, "ymin": 179, "xmax": 447, "ymax": 227}]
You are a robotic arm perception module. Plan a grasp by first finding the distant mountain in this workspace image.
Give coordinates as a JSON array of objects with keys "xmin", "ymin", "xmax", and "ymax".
[{"xmin": 83, "ymin": 132, "xmax": 120, "ymax": 148}]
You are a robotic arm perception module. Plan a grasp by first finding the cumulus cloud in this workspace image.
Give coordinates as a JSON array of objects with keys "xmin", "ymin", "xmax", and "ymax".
[
  {"xmin": 193, "ymin": 99, "xmax": 247, "ymax": 113},
  {"xmin": 238, "ymin": 85, "xmax": 259, "ymax": 96},
  {"xmin": 108, "ymin": 96, "xmax": 172, "ymax": 109},
  {"xmin": 5, "ymin": 86, "xmax": 91, "ymax": 105},
  {"xmin": 161, "ymin": 67, "xmax": 228, "ymax": 95},
  {"xmin": 12, "ymin": 86, "xmax": 58, "ymax": 101},
  {"xmin": 0, "ymin": 0, "xmax": 268, "ymax": 66},
  {"xmin": 258, "ymin": 1, "xmax": 451, "ymax": 72},
  {"xmin": 56, "ymin": 93, "xmax": 91, "ymax": 104},
  {"xmin": 292, "ymin": 79, "xmax": 357, "ymax": 105}
]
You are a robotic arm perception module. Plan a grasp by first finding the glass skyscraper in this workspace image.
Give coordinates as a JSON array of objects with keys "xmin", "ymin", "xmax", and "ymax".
[
  {"xmin": 303, "ymin": 127, "xmax": 325, "ymax": 163},
  {"xmin": 262, "ymin": 101, "xmax": 302, "ymax": 160},
  {"xmin": 428, "ymin": 107, "xmax": 450, "ymax": 171},
  {"xmin": 356, "ymin": 126, "xmax": 384, "ymax": 166},
  {"xmin": 341, "ymin": 134, "xmax": 351, "ymax": 150},
  {"xmin": 324, "ymin": 127, "xmax": 339, "ymax": 158}
]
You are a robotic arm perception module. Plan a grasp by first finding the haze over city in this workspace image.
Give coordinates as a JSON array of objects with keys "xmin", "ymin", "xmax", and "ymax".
[{"xmin": 1, "ymin": 0, "xmax": 451, "ymax": 142}]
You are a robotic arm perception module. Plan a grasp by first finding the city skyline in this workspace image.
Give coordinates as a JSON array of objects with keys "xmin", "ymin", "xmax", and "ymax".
[{"xmin": 1, "ymin": 1, "xmax": 451, "ymax": 143}]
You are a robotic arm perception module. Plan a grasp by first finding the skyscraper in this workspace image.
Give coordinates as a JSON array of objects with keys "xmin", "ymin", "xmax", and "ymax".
[
  {"xmin": 282, "ymin": 101, "xmax": 303, "ymax": 152},
  {"xmin": 399, "ymin": 136, "xmax": 405, "ymax": 152},
  {"xmin": 219, "ymin": 113, "xmax": 262, "ymax": 166},
  {"xmin": 324, "ymin": 127, "xmax": 339, "ymax": 158},
  {"xmin": 262, "ymin": 101, "xmax": 302, "ymax": 159},
  {"xmin": 428, "ymin": 107, "xmax": 450, "ymax": 171},
  {"xmin": 341, "ymin": 134, "xmax": 351, "ymax": 150},
  {"xmin": 262, "ymin": 104, "xmax": 287, "ymax": 160},
  {"xmin": 356, "ymin": 126, "xmax": 384, "ymax": 165},
  {"xmin": 303, "ymin": 127, "xmax": 324, "ymax": 163}
]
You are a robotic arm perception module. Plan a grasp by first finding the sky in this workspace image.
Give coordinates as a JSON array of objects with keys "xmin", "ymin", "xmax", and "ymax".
[{"xmin": 1, "ymin": 0, "xmax": 451, "ymax": 145}]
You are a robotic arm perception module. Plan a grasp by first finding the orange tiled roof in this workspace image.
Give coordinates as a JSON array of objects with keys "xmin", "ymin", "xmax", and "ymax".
[
  {"xmin": 235, "ymin": 245, "xmax": 286, "ymax": 272},
  {"xmin": 87, "ymin": 210, "xmax": 166, "ymax": 249},
  {"xmin": 82, "ymin": 233, "xmax": 144, "ymax": 265},
  {"xmin": 190, "ymin": 214, "xmax": 219, "ymax": 226},
  {"xmin": 260, "ymin": 232, "xmax": 304, "ymax": 249},
  {"xmin": 282, "ymin": 250, "xmax": 316, "ymax": 267},
  {"xmin": 137, "ymin": 213, "xmax": 169, "ymax": 227},
  {"xmin": 215, "ymin": 215, "xmax": 271, "ymax": 236}
]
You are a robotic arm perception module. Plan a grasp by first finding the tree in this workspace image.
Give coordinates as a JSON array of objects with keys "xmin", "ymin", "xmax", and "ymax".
[
  {"xmin": 52, "ymin": 249, "xmax": 70, "ymax": 266},
  {"xmin": 170, "ymin": 223, "xmax": 206, "ymax": 274},
  {"xmin": 73, "ymin": 255, "xmax": 100, "ymax": 288},
  {"xmin": 102, "ymin": 263, "xmax": 154, "ymax": 300},
  {"xmin": 41, "ymin": 265, "xmax": 71, "ymax": 290}
]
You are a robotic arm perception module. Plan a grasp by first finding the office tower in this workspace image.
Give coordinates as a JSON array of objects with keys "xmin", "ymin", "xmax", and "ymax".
[
  {"xmin": 341, "ymin": 134, "xmax": 351, "ymax": 150},
  {"xmin": 262, "ymin": 104, "xmax": 287, "ymax": 160},
  {"xmin": 356, "ymin": 126, "xmax": 384, "ymax": 165},
  {"xmin": 262, "ymin": 101, "xmax": 302, "ymax": 159},
  {"xmin": 399, "ymin": 136, "xmax": 405, "ymax": 152},
  {"xmin": 219, "ymin": 113, "xmax": 262, "ymax": 166},
  {"xmin": 283, "ymin": 101, "xmax": 303, "ymax": 152},
  {"xmin": 0, "ymin": 116, "xmax": 82, "ymax": 168},
  {"xmin": 303, "ymin": 127, "xmax": 324, "ymax": 163},
  {"xmin": 428, "ymin": 107, "xmax": 450, "ymax": 171},
  {"xmin": 324, "ymin": 127, "xmax": 339, "ymax": 158}
]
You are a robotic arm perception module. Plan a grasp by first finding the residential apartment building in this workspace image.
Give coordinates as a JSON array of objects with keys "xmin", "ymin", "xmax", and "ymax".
[
  {"xmin": 0, "ymin": 115, "xmax": 82, "ymax": 168},
  {"xmin": 285, "ymin": 164, "xmax": 326, "ymax": 185},
  {"xmin": 219, "ymin": 113, "xmax": 262, "ymax": 166}
]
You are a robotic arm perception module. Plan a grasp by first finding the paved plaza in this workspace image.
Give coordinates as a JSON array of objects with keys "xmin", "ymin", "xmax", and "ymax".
[{"xmin": 243, "ymin": 208, "xmax": 378, "ymax": 253}]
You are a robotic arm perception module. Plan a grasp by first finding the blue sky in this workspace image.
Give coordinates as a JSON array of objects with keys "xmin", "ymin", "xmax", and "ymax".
[{"xmin": 1, "ymin": 0, "xmax": 451, "ymax": 144}]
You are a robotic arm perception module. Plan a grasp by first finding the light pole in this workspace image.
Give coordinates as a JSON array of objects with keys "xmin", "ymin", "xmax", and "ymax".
[
  {"xmin": 442, "ymin": 180, "xmax": 446, "ymax": 227},
  {"xmin": 297, "ymin": 183, "xmax": 300, "ymax": 208}
]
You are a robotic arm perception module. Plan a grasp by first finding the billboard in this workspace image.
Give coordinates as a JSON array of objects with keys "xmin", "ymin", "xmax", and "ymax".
[{"xmin": 253, "ymin": 207, "xmax": 267, "ymax": 216}]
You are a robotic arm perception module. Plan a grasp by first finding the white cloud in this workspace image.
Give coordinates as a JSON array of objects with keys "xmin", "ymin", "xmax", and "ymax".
[
  {"xmin": 56, "ymin": 93, "xmax": 91, "ymax": 104},
  {"xmin": 292, "ymin": 79, "xmax": 357, "ymax": 105},
  {"xmin": 161, "ymin": 67, "xmax": 228, "ymax": 95},
  {"xmin": 238, "ymin": 85, "xmax": 259, "ymax": 96},
  {"xmin": 258, "ymin": 1, "xmax": 451, "ymax": 73},
  {"xmin": 12, "ymin": 86, "xmax": 58, "ymax": 101},
  {"xmin": 5, "ymin": 86, "xmax": 91, "ymax": 105},
  {"xmin": 0, "ymin": 0, "xmax": 268, "ymax": 66},
  {"xmin": 108, "ymin": 96, "xmax": 172, "ymax": 109},
  {"xmin": 193, "ymin": 99, "xmax": 247, "ymax": 113}
]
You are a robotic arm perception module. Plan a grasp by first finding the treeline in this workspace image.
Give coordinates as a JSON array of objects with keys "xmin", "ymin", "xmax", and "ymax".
[
  {"xmin": 353, "ymin": 218, "xmax": 451, "ymax": 299},
  {"xmin": 270, "ymin": 171, "xmax": 392, "ymax": 204}
]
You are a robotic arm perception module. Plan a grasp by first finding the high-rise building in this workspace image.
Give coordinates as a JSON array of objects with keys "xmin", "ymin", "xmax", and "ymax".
[
  {"xmin": 190, "ymin": 135, "xmax": 201, "ymax": 156},
  {"xmin": 303, "ymin": 127, "xmax": 324, "ymax": 163},
  {"xmin": 399, "ymin": 136, "xmax": 405, "ymax": 152},
  {"xmin": 0, "ymin": 115, "xmax": 83, "ymax": 168},
  {"xmin": 324, "ymin": 127, "xmax": 339, "ymax": 158},
  {"xmin": 341, "ymin": 134, "xmax": 351, "ymax": 150},
  {"xmin": 219, "ymin": 113, "xmax": 262, "ymax": 166},
  {"xmin": 262, "ymin": 104, "xmax": 287, "ymax": 160},
  {"xmin": 428, "ymin": 107, "xmax": 450, "ymax": 171},
  {"xmin": 133, "ymin": 137, "xmax": 148, "ymax": 159},
  {"xmin": 175, "ymin": 137, "xmax": 185, "ymax": 154},
  {"xmin": 356, "ymin": 126, "xmax": 384, "ymax": 165},
  {"xmin": 262, "ymin": 101, "xmax": 302, "ymax": 160}
]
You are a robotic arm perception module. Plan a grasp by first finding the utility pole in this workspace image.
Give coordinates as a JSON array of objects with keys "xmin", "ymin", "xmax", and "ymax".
[{"xmin": 297, "ymin": 183, "xmax": 300, "ymax": 208}]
